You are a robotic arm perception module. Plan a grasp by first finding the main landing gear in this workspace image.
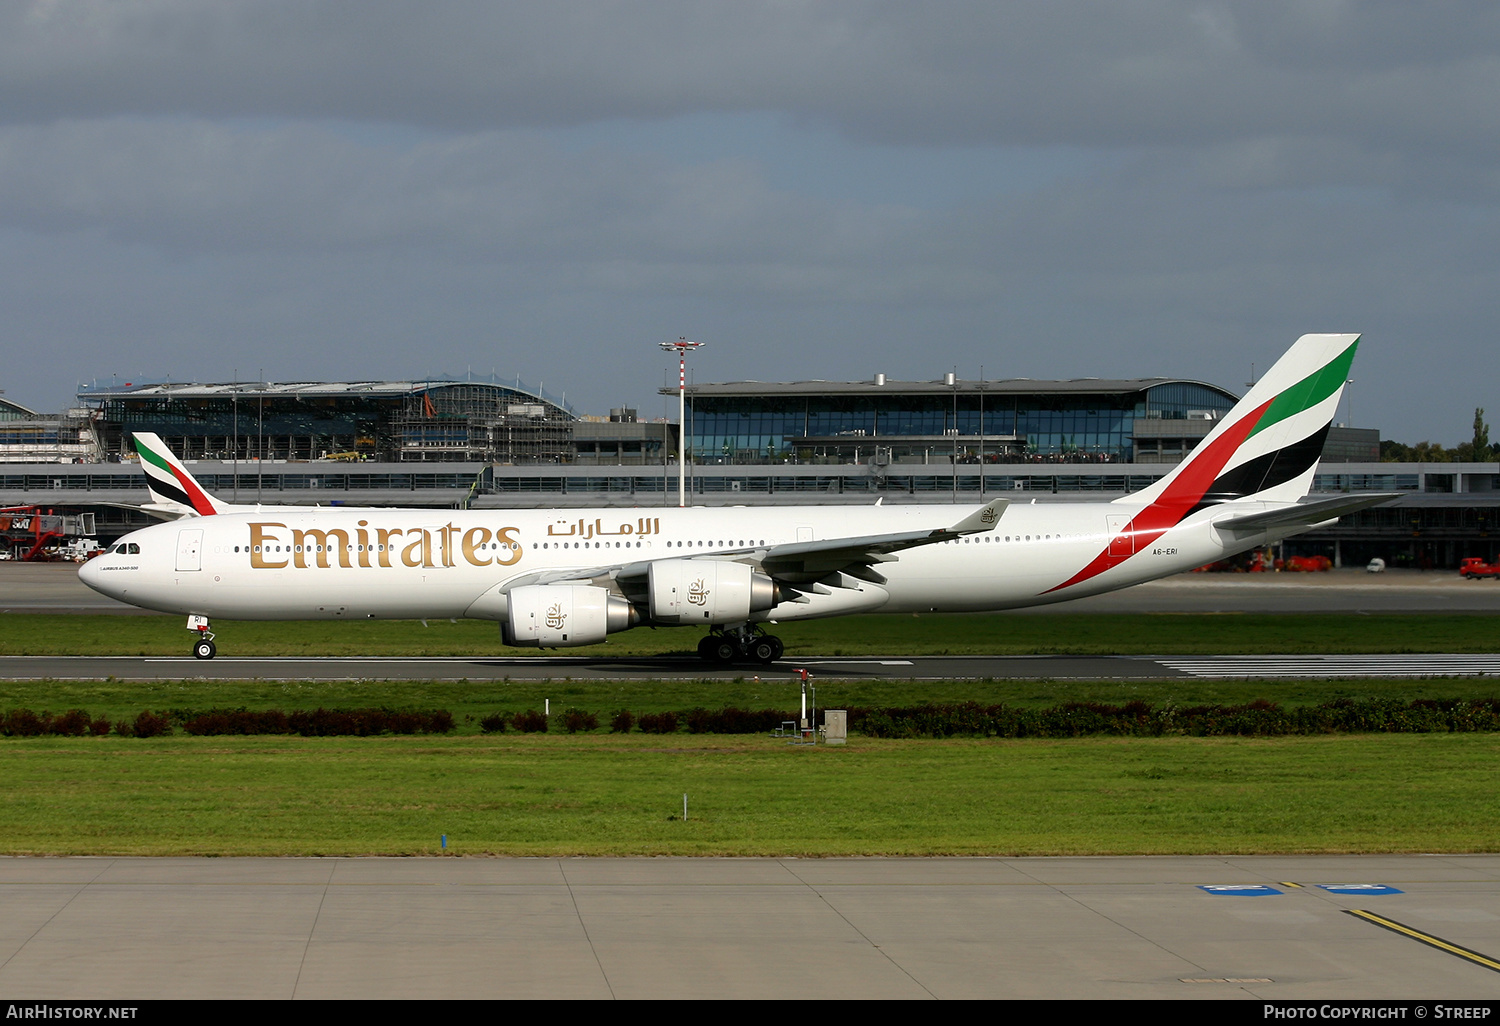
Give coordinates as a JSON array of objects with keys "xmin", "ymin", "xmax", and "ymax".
[
  {"xmin": 697, "ymin": 625, "xmax": 784, "ymax": 665},
  {"xmin": 187, "ymin": 614, "xmax": 216, "ymax": 660}
]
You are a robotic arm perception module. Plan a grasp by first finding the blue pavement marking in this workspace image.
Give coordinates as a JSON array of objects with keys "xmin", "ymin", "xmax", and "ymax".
[
  {"xmin": 1317, "ymin": 884, "xmax": 1403, "ymax": 895},
  {"xmin": 1199, "ymin": 885, "xmax": 1283, "ymax": 896}
]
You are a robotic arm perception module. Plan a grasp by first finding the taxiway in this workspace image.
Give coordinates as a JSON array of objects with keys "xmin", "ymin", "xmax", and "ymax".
[{"xmin": 2, "ymin": 855, "xmax": 1498, "ymax": 1000}]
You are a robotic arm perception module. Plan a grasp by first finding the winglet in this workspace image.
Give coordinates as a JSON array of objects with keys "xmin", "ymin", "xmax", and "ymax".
[
  {"xmin": 945, "ymin": 498, "xmax": 1009, "ymax": 535},
  {"xmin": 131, "ymin": 432, "xmax": 225, "ymax": 516}
]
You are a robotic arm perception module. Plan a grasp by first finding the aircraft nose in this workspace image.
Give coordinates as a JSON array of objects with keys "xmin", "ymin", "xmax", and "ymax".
[{"xmin": 77, "ymin": 557, "xmax": 106, "ymax": 594}]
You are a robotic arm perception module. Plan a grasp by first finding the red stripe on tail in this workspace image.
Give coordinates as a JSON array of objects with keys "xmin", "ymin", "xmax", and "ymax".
[
  {"xmin": 169, "ymin": 464, "xmax": 220, "ymax": 516},
  {"xmin": 1046, "ymin": 397, "xmax": 1274, "ymax": 593}
]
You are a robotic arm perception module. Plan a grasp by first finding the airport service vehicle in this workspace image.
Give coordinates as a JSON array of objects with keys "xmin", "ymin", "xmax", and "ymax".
[
  {"xmin": 80, "ymin": 333, "xmax": 1396, "ymax": 663},
  {"xmin": 1460, "ymin": 557, "xmax": 1500, "ymax": 580}
]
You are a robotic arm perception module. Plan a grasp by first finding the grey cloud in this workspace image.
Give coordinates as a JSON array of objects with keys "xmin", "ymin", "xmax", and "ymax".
[
  {"xmin": 0, "ymin": 119, "xmax": 918, "ymax": 275},
  {"xmin": 3, "ymin": 2, "xmax": 1499, "ymax": 444},
  {"xmin": 4, "ymin": 2, "xmax": 1500, "ymax": 157}
]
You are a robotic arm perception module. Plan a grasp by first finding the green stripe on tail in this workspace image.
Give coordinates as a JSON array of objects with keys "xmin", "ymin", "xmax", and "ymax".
[{"xmin": 1247, "ymin": 337, "xmax": 1358, "ymax": 439}]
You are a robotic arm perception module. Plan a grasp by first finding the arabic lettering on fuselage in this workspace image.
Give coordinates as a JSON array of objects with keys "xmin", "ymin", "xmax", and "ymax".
[{"xmin": 546, "ymin": 518, "xmax": 659, "ymax": 540}]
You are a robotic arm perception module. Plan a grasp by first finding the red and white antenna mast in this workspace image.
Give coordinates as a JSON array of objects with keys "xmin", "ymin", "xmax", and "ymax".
[{"xmin": 659, "ymin": 337, "xmax": 705, "ymax": 507}]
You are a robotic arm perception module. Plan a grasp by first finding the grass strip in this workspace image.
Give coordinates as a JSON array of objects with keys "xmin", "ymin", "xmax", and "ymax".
[
  {"xmin": 2, "ymin": 732, "xmax": 1497, "ymax": 856},
  {"xmin": 2, "ymin": 611, "xmax": 1499, "ymax": 657}
]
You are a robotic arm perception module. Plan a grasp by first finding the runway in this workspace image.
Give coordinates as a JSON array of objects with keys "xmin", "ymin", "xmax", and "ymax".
[
  {"xmin": 5, "ymin": 652, "xmax": 1500, "ymax": 681},
  {"xmin": 2, "ymin": 855, "xmax": 1498, "ymax": 1000}
]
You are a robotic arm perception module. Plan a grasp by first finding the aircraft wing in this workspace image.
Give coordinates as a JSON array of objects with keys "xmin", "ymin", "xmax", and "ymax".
[
  {"xmin": 759, "ymin": 497, "xmax": 1008, "ymax": 583},
  {"xmin": 1212, "ymin": 493, "xmax": 1402, "ymax": 533},
  {"xmin": 506, "ymin": 498, "xmax": 1009, "ymax": 592}
]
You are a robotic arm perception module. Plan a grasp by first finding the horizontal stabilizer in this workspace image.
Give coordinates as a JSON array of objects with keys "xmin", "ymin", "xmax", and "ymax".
[{"xmin": 1213, "ymin": 493, "xmax": 1403, "ymax": 533}]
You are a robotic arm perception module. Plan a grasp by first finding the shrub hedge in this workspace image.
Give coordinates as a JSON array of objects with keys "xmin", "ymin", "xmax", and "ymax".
[{"xmin": 8, "ymin": 699, "xmax": 1500, "ymax": 739}]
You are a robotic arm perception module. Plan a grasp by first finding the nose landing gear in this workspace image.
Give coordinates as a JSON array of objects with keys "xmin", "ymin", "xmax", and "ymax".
[{"xmin": 187, "ymin": 614, "xmax": 216, "ymax": 660}]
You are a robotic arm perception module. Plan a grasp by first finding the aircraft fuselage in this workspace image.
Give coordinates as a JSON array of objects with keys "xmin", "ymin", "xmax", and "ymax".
[{"xmin": 79, "ymin": 499, "xmax": 1274, "ymax": 624}]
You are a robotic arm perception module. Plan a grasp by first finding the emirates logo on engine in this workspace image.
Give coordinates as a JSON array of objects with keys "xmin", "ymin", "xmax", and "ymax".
[
  {"xmin": 545, "ymin": 602, "xmax": 566, "ymax": 629},
  {"xmin": 687, "ymin": 579, "xmax": 710, "ymax": 606}
]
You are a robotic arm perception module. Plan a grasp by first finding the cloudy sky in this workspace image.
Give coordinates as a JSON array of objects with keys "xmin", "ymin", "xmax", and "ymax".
[{"xmin": 3, "ymin": 1, "xmax": 1497, "ymax": 443}]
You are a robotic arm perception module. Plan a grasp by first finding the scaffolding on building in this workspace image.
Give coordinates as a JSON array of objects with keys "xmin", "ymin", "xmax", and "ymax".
[{"xmin": 391, "ymin": 384, "xmax": 573, "ymax": 463}]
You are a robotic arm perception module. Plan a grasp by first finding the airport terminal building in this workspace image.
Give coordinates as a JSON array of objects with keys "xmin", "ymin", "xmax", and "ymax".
[
  {"xmin": 77, "ymin": 378, "xmax": 580, "ymax": 464},
  {"xmin": 675, "ymin": 375, "xmax": 1242, "ymax": 465}
]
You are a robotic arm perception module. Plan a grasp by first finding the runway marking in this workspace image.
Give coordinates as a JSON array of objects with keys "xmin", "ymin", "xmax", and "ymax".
[
  {"xmin": 7, "ymin": 652, "xmax": 1496, "ymax": 683},
  {"xmin": 794, "ymin": 660, "xmax": 915, "ymax": 666},
  {"xmin": 136, "ymin": 656, "xmax": 920, "ymax": 668},
  {"xmin": 141, "ymin": 656, "xmax": 608, "ymax": 664},
  {"xmin": 1159, "ymin": 654, "xmax": 1500, "ymax": 678},
  {"xmin": 1345, "ymin": 909, "xmax": 1500, "ymax": 973}
]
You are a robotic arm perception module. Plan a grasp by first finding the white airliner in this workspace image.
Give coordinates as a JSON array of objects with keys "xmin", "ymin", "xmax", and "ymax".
[{"xmin": 80, "ymin": 333, "xmax": 1393, "ymax": 662}]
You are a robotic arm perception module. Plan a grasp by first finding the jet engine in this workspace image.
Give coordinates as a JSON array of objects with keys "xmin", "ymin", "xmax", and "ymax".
[
  {"xmin": 503, "ymin": 585, "xmax": 636, "ymax": 648},
  {"xmin": 648, "ymin": 559, "xmax": 778, "ymax": 624}
]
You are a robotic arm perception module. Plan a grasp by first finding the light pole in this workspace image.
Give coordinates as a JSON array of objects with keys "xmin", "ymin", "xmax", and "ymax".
[
  {"xmin": 231, "ymin": 371, "xmax": 238, "ymax": 502},
  {"xmin": 659, "ymin": 338, "xmax": 704, "ymax": 508},
  {"xmin": 951, "ymin": 368, "xmax": 958, "ymax": 501}
]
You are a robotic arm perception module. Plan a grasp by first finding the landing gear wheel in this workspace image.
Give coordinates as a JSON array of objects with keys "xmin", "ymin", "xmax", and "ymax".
[
  {"xmin": 193, "ymin": 638, "xmax": 217, "ymax": 660},
  {"xmin": 698, "ymin": 635, "xmax": 718, "ymax": 661},
  {"xmin": 710, "ymin": 637, "xmax": 740, "ymax": 664},
  {"xmin": 750, "ymin": 636, "xmax": 782, "ymax": 664}
]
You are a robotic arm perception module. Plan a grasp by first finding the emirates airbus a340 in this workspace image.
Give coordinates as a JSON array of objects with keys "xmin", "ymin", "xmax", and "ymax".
[{"xmin": 80, "ymin": 333, "xmax": 1392, "ymax": 663}]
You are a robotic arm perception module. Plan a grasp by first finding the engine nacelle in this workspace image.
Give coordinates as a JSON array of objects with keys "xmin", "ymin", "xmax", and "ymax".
[
  {"xmin": 503, "ymin": 585, "xmax": 636, "ymax": 648},
  {"xmin": 649, "ymin": 559, "xmax": 778, "ymax": 624}
]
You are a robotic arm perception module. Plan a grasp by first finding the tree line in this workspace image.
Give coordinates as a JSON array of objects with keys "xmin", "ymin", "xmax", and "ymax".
[{"xmin": 1381, "ymin": 407, "xmax": 1498, "ymax": 462}]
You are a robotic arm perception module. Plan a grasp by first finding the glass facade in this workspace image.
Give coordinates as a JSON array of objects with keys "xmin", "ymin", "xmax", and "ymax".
[
  {"xmin": 80, "ymin": 382, "xmax": 573, "ymax": 463},
  {"xmin": 685, "ymin": 381, "xmax": 1237, "ymax": 463},
  {"xmin": 1312, "ymin": 473, "xmax": 1421, "ymax": 492}
]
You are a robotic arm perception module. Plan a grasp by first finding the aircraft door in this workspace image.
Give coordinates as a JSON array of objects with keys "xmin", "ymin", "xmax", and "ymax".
[
  {"xmin": 176, "ymin": 529, "xmax": 203, "ymax": 571},
  {"xmin": 1105, "ymin": 514, "xmax": 1133, "ymax": 557}
]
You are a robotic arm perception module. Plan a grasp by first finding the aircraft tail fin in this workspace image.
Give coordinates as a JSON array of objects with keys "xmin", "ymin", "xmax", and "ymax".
[
  {"xmin": 131, "ymin": 432, "xmax": 227, "ymax": 517},
  {"xmin": 1124, "ymin": 333, "xmax": 1359, "ymax": 511},
  {"xmin": 1046, "ymin": 333, "xmax": 1360, "ymax": 595}
]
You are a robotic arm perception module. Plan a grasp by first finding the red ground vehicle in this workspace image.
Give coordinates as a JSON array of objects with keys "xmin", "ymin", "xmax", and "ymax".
[
  {"xmin": 0, "ymin": 507, "xmax": 97, "ymax": 561},
  {"xmin": 1460, "ymin": 557, "xmax": 1500, "ymax": 579}
]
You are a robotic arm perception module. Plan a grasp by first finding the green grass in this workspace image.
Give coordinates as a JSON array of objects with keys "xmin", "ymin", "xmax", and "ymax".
[
  {"xmin": 3, "ymin": 611, "xmax": 1499, "ymax": 657},
  {"xmin": 6, "ymin": 676, "xmax": 1500, "ymax": 857},
  {"xmin": 2, "ymin": 731, "xmax": 1497, "ymax": 856}
]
